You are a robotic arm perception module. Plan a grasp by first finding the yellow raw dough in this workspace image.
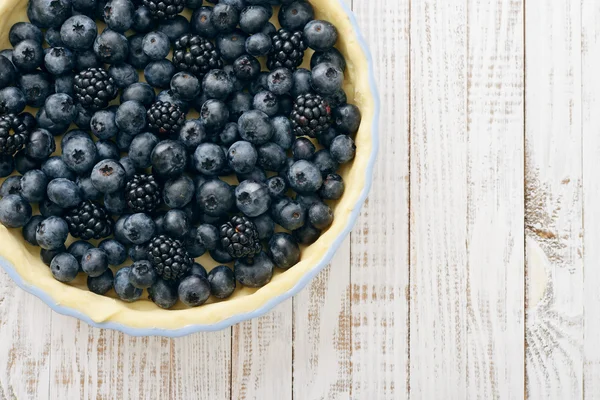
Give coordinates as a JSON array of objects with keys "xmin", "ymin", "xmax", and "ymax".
[{"xmin": 0, "ymin": 0, "xmax": 375, "ymax": 329}]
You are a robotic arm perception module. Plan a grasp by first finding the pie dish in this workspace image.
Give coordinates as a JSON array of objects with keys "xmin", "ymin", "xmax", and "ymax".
[{"xmin": 0, "ymin": 0, "xmax": 379, "ymax": 336}]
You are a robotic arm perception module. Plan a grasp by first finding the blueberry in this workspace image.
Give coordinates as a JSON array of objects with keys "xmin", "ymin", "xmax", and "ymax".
[
  {"xmin": 309, "ymin": 202, "xmax": 333, "ymax": 230},
  {"xmin": 293, "ymin": 222, "xmax": 320, "ymax": 245},
  {"xmin": 292, "ymin": 137, "xmax": 316, "ymax": 160},
  {"xmin": 61, "ymin": 134, "xmax": 98, "ymax": 175},
  {"xmin": 0, "ymin": 155, "xmax": 14, "ymax": 178},
  {"xmin": 195, "ymin": 223, "xmax": 220, "ymax": 250},
  {"xmin": 123, "ymin": 213, "xmax": 156, "ymax": 244},
  {"xmin": 291, "ymin": 68, "xmax": 312, "ymax": 97},
  {"xmin": 188, "ymin": 262, "xmax": 208, "ymax": 278},
  {"xmin": 257, "ymin": 142, "xmax": 286, "ymax": 172},
  {"xmin": 45, "ymin": 94, "xmax": 76, "ymax": 126},
  {"xmin": 191, "ymin": 6, "xmax": 217, "ymax": 39},
  {"xmin": 267, "ymin": 68, "xmax": 293, "ymax": 96},
  {"xmin": 313, "ymin": 149, "xmax": 338, "ymax": 176},
  {"xmin": 311, "ymin": 62, "xmax": 344, "ymax": 95},
  {"xmin": 311, "ymin": 48, "xmax": 346, "ymax": 72},
  {"xmin": 47, "ymin": 178, "xmax": 83, "ymax": 208},
  {"xmin": 103, "ymin": 0, "xmax": 135, "ymax": 33},
  {"xmin": 127, "ymin": 34, "xmax": 151, "ymax": 69},
  {"xmin": 148, "ymin": 278, "xmax": 177, "ymax": 308},
  {"xmin": 216, "ymin": 31, "xmax": 248, "ymax": 62},
  {"xmin": 178, "ymin": 275, "xmax": 211, "ymax": 307},
  {"xmin": 55, "ymin": 73, "xmax": 75, "ymax": 96},
  {"xmin": 133, "ymin": 6, "xmax": 156, "ymax": 33},
  {"xmin": 94, "ymin": 29, "xmax": 129, "ymax": 64},
  {"xmin": 252, "ymin": 213, "xmax": 275, "ymax": 240},
  {"xmin": 184, "ymin": 228, "xmax": 206, "ymax": 257},
  {"xmin": 182, "ymin": 202, "xmax": 202, "ymax": 225},
  {"xmin": 115, "ymin": 101, "xmax": 147, "ymax": 135},
  {"xmin": 73, "ymin": 104, "xmax": 94, "ymax": 130},
  {"xmin": 74, "ymin": 50, "xmax": 99, "ymax": 72},
  {"xmin": 0, "ymin": 87, "xmax": 26, "ymax": 115},
  {"xmin": 129, "ymin": 132, "xmax": 159, "ymax": 169},
  {"xmin": 211, "ymin": 3, "xmax": 239, "ymax": 33},
  {"xmin": 129, "ymin": 243, "xmax": 149, "ymax": 261},
  {"xmin": 9, "ymin": 22, "xmax": 43, "ymax": 46},
  {"xmin": 14, "ymin": 151, "xmax": 40, "ymax": 175},
  {"xmin": 332, "ymin": 104, "xmax": 362, "ymax": 135},
  {"xmin": 72, "ymin": 0, "xmax": 97, "ymax": 14},
  {"xmin": 42, "ymin": 156, "xmax": 75, "ymax": 181},
  {"xmin": 60, "ymin": 15, "xmax": 97, "ymax": 51},
  {"xmin": 249, "ymin": 71, "xmax": 269, "ymax": 95},
  {"xmin": 163, "ymin": 175, "xmax": 194, "ymax": 209},
  {"xmin": 236, "ymin": 167, "xmax": 267, "ymax": 183},
  {"xmin": 36, "ymin": 108, "xmax": 70, "ymax": 137},
  {"xmin": 324, "ymin": 89, "xmax": 347, "ymax": 108},
  {"xmin": 287, "ymin": 160, "xmax": 323, "ymax": 193},
  {"xmin": 227, "ymin": 92, "xmax": 253, "ymax": 122},
  {"xmin": 196, "ymin": 179, "xmax": 234, "ymax": 217},
  {"xmin": 27, "ymin": 0, "xmax": 71, "ymax": 29},
  {"xmin": 238, "ymin": 110, "xmax": 274, "ymax": 145},
  {"xmin": 252, "ymin": 91, "xmax": 279, "ymax": 117},
  {"xmin": 158, "ymin": 15, "xmax": 191, "ymax": 42},
  {"xmin": 163, "ymin": 209, "xmax": 190, "ymax": 239},
  {"xmin": 43, "ymin": 47, "xmax": 74, "ymax": 75},
  {"xmin": 50, "ymin": 253, "xmax": 80, "ymax": 282},
  {"xmin": 266, "ymin": 176, "xmax": 287, "ymax": 198},
  {"xmin": 119, "ymin": 157, "xmax": 136, "ymax": 180},
  {"xmin": 245, "ymin": 32, "xmax": 272, "ymax": 57},
  {"xmin": 153, "ymin": 214, "xmax": 165, "ymax": 235},
  {"xmin": 279, "ymin": 1, "xmax": 314, "ymax": 31},
  {"xmin": 269, "ymin": 116, "xmax": 294, "ymax": 150},
  {"xmin": 68, "ymin": 240, "xmax": 94, "ymax": 262},
  {"xmin": 108, "ymin": 63, "xmax": 138, "ymax": 88},
  {"xmin": 210, "ymin": 246, "xmax": 234, "ymax": 263},
  {"xmin": 40, "ymin": 246, "xmax": 66, "ymax": 266},
  {"xmin": 36, "ymin": 216, "xmax": 69, "ymax": 250},
  {"xmin": 232, "ymin": 54, "xmax": 261, "ymax": 82},
  {"xmin": 129, "ymin": 260, "xmax": 157, "ymax": 289},
  {"xmin": 22, "ymin": 215, "xmax": 44, "ymax": 245},
  {"xmin": 239, "ymin": 5, "xmax": 271, "ymax": 34},
  {"xmin": 317, "ymin": 127, "xmax": 337, "ymax": 149},
  {"xmin": 319, "ymin": 173, "xmax": 344, "ymax": 200},
  {"xmin": 114, "ymin": 214, "xmax": 131, "ymax": 244},
  {"xmin": 276, "ymin": 199, "xmax": 305, "ymax": 230},
  {"xmin": 0, "ymin": 176, "xmax": 21, "ymax": 198},
  {"xmin": 157, "ymin": 89, "xmax": 190, "ymax": 112},
  {"xmin": 234, "ymin": 251, "xmax": 274, "ymax": 287},
  {"xmin": 193, "ymin": 143, "xmax": 226, "ymax": 175},
  {"xmin": 115, "ymin": 267, "xmax": 143, "ymax": 302},
  {"xmin": 40, "ymin": 198, "xmax": 65, "ymax": 217},
  {"xmin": 91, "ymin": 159, "xmax": 127, "ymax": 193},
  {"xmin": 122, "ymin": 82, "xmax": 155, "ymax": 107},
  {"xmin": 18, "ymin": 72, "xmax": 53, "ymax": 108},
  {"xmin": 0, "ymin": 56, "xmax": 16, "ymax": 90},
  {"xmin": 303, "ymin": 19, "xmax": 338, "ymax": 51},
  {"xmin": 330, "ymin": 135, "xmax": 356, "ymax": 164},
  {"xmin": 99, "ymin": 239, "xmax": 127, "ymax": 265},
  {"xmin": 219, "ymin": 122, "xmax": 240, "ymax": 146},
  {"xmin": 87, "ymin": 268, "xmax": 114, "ymax": 295},
  {"xmin": 166, "ymin": 74, "xmax": 198, "ymax": 105},
  {"xmin": 44, "ymin": 27, "xmax": 64, "ymax": 47},
  {"xmin": 20, "ymin": 170, "xmax": 48, "ymax": 203},
  {"xmin": 144, "ymin": 59, "xmax": 176, "ymax": 88},
  {"xmin": 151, "ymin": 140, "xmax": 188, "ymax": 177},
  {"xmin": 235, "ymin": 179, "xmax": 271, "ymax": 217},
  {"xmin": 200, "ymin": 99, "xmax": 230, "ymax": 133},
  {"xmin": 90, "ymin": 109, "xmax": 117, "ymax": 140},
  {"xmin": 142, "ymin": 31, "xmax": 170, "ymax": 61},
  {"xmin": 178, "ymin": 119, "xmax": 205, "ymax": 150},
  {"xmin": 203, "ymin": 69, "xmax": 235, "ymax": 100},
  {"xmin": 116, "ymin": 131, "xmax": 136, "ymax": 151},
  {"xmin": 226, "ymin": 140, "xmax": 256, "ymax": 174},
  {"xmin": 268, "ymin": 232, "xmax": 300, "ymax": 269}
]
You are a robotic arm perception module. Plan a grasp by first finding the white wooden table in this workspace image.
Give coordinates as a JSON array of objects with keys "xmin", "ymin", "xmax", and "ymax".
[{"xmin": 2, "ymin": 0, "xmax": 599, "ymax": 398}]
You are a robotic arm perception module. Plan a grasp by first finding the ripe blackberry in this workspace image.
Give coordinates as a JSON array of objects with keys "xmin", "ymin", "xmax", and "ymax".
[
  {"xmin": 220, "ymin": 215, "xmax": 262, "ymax": 259},
  {"xmin": 125, "ymin": 174, "xmax": 161, "ymax": 213},
  {"xmin": 147, "ymin": 101, "xmax": 186, "ymax": 135},
  {"xmin": 64, "ymin": 200, "xmax": 114, "ymax": 240},
  {"xmin": 0, "ymin": 112, "xmax": 35, "ymax": 156},
  {"xmin": 148, "ymin": 235, "xmax": 193, "ymax": 281},
  {"xmin": 74, "ymin": 68, "xmax": 118, "ymax": 111},
  {"xmin": 172, "ymin": 34, "xmax": 223, "ymax": 77},
  {"xmin": 290, "ymin": 93, "xmax": 332, "ymax": 138},
  {"xmin": 267, "ymin": 29, "xmax": 308, "ymax": 70},
  {"xmin": 142, "ymin": 0, "xmax": 184, "ymax": 20}
]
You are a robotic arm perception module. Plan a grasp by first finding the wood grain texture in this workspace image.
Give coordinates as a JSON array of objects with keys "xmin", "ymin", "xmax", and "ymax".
[
  {"xmin": 525, "ymin": 0, "xmax": 583, "ymax": 398},
  {"xmin": 466, "ymin": 0, "xmax": 525, "ymax": 398},
  {"xmin": 349, "ymin": 0, "xmax": 410, "ymax": 398}
]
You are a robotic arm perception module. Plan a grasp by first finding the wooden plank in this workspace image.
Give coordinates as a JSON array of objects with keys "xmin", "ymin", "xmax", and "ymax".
[
  {"xmin": 49, "ymin": 314, "xmax": 171, "ymax": 400},
  {"xmin": 349, "ymin": 0, "xmax": 410, "ymax": 398},
  {"xmin": 465, "ymin": 0, "xmax": 525, "ymax": 398},
  {"xmin": 524, "ymin": 0, "xmax": 583, "ymax": 398},
  {"xmin": 0, "ymin": 271, "xmax": 51, "ymax": 399},
  {"xmin": 170, "ymin": 331, "xmax": 231, "ymax": 400},
  {"xmin": 231, "ymin": 300, "xmax": 293, "ymax": 400},
  {"xmin": 409, "ymin": 0, "xmax": 468, "ymax": 398},
  {"xmin": 582, "ymin": 1, "xmax": 600, "ymax": 397}
]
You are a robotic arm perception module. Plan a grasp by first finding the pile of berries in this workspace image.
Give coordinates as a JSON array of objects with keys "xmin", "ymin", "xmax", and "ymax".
[{"xmin": 0, "ymin": 0, "xmax": 361, "ymax": 309}]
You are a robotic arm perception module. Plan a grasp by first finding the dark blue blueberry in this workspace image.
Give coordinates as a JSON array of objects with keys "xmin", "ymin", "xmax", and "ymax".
[
  {"xmin": 293, "ymin": 222, "xmax": 320, "ymax": 245},
  {"xmin": 332, "ymin": 104, "xmax": 362, "ymax": 135},
  {"xmin": 291, "ymin": 68, "xmax": 312, "ymax": 97},
  {"xmin": 99, "ymin": 239, "xmax": 127, "ymax": 266},
  {"xmin": 105, "ymin": 190, "xmax": 128, "ymax": 216},
  {"xmin": 61, "ymin": 133, "xmax": 98, "ymax": 174},
  {"xmin": 178, "ymin": 119, "xmax": 205, "ymax": 150},
  {"xmin": 0, "ymin": 176, "xmax": 21, "ymax": 198},
  {"xmin": 18, "ymin": 72, "xmax": 53, "ymax": 108},
  {"xmin": 81, "ymin": 248, "xmax": 109, "ymax": 277},
  {"xmin": 313, "ymin": 149, "xmax": 338, "ymax": 177},
  {"xmin": 153, "ymin": 214, "xmax": 165, "ymax": 235},
  {"xmin": 330, "ymin": 135, "xmax": 356, "ymax": 164},
  {"xmin": 292, "ymin": 137, "xmax": 316, "ymax": 160},
  {"xmin": 232, "ymin": 54, "xmax": 260, "ymax": 82},
  {"xmin": 279, "ymin": 0, "xmax": 314, "ymax": 31},
  {"xmin": 74, "ymin": 104, "xmax": 94, "ymax": 130},
  {"xmin": 221, "ymin": 0, "xmax": 246, "ymax": 10},
  {"xmin": 267, "ymin": 68, "xmax": 293, "ymax": 95},
  {"xmin": 47, "ymin": 178, "xmax": 83, "ymax": 208},
  {"xmin": 236, "ymin": 166, "xmax": 267, "ymax": 183},
  {"xmin": 163, "ymin": 209, "xmax": 190, "ymax": 239},
  {"xmin": 196, "ymin": 179, "xmax": 234, "ymax": 217},
  {"xmin": 122, "ymin": 82, "xmax": 155, "ymax": 107},
  {"xmin": 311, "ymin": 47, "xmax": 346, "ymax": 72},
  {"xmin": 191, "ymin": 6, "xmax": 218, "ymax": 39},
  {"xmin": 227, "ymin": 92, "xmax": 252, "ymax": 122},
  {"xmin": 115, "ymin": 267, "xmax": 143, "ymax": 302},
  {"xmin": 0, "ymin": 155, "xmax": 14, "ymax": 178},
  {"xmin": 275, "ymin": 198, "xmax": 306, "ymax": 230},
  {"xmin": 178, "ymin": 274, "xmax": 211, "ymax": 307},
  {"xmin": 249, "ymin": 71, "xmax": 269, "ymax": 95},
  {"xmin": 36, "ymin": 108, "xmax": 70, "ymax": 136},
  {"xmin": 68, "ymin": 240, "xmax": 94, "ymax": 263},
  {"xmin": 151, "ymin": 140, "xmax": 188, "ymax": 177},
  {"xmin": 144, "ymin": 59, "xmax": 176, "ymax": 88},
  {"xmin": 132, "ymin": 6, "xmax": 156, "ymax": 33},
  {"xmin": 304, "ymin": 19, "xmax": 338, "ymax": 51},
  {"xmin": 268, "ymin": 232, "xmax": 300, "ymax": 269},
  {"xmin": 170, "ymin": 72, "xmax": 201, "ymax": 102},
  {"xmin": 0, "ymin": 87, "xmax": 26, "ymax": 115},
  {"xmin": 42, "ymin": 156, "xmax": 76, "ymax": 181},
  {"xmin": 40, "ymin": 198, "xmax": 65, "ymax": 217},
  {"xmin": 317, "ymin": 127, "xmax": 338, "ymax": 149},
  {"xmin": 20, "ymin": 169, "xmax": 48, "ymax": 203},
  {"xmin": 211, "ymin": 3, "xmax": 239, "ymax": 33},
  {"xmin": 36, "ymin": 216, "xmax": 69, "ymax": 250},
  {"xmin": 44, "ymin": 94, "xmax": 76, "ymax": 125},
  {"xmin": 245, "ymin": 32, "xmax": 272, "ymax": 57},
  {"xmin": 158, "ymin": 15, "xmax": 191, "ymax": 42},
  {"xmin": 227, "ymin": 140, "xmax": 257, "ymax": 174},
  {"xmin": 319, "ymin": 173, "xmax": 344, "ymax": 200},
  {"xmin": 163, "ymin": 175, "xmax": 194, "ymax": 209},
  {"xmin": 113, "ymin": 214, "xmax": 131, "ymax": 244},
  {"xmin": 94, "ymin": 29, "xmax": 129, "ymax": 64},
  {"xmin": 128, "ymin": 243, "xmax": 149, "ymax": 262},
  {"xmin": 142, "ymin": 31, "xmax": 171, "ymax": 61},
  {"xmin": 309, "ymin": 201, "xmax": 333, "ymax": 230},
  {"xmin": 219, "ymin": 122, "xmax": 240, "ymax": 145},
  {"xmin": 95, "ymin": 140, "xmax": 120, "ymax": 161},
  {"xmin": 50, "ymin": 253, "xmax": 80, "ymax": 282},
  {"xmin": 186, "ymin": 0, "xmax": 203, "ymax": 9},
  {"xmin": 182, "ymin": 202, "xmax": 202, "ymax": 225},
  {"xmin": 75, "ymin": 50, "xmax": 100, "ymax": 71},
  {"xmin": 43, "ymin": 47, "xmax": 74, "ymax": 75},
  {"xmin": 0, "ymin": 56, "xmax": 16, "ymax": 91},
  {"xmin": 129, "ymin": 132, "xmax": 158, "ymax": 169},
  {"xmin": 22, "ymin": 215, "xmax": 45, "ymax": 245},
  {"xmin": 119, "ymin": 157, "xmax": 136, "ymax": 180},
  {"xmin": 258, "ymin": 142, "xmax": 286, "ymax": 172},
  {"xmin": 216, "ymin": 31, "xmax": 248, "ymax": 62},
  {"xmin": 91, "ymin": 159, "xmax": 127, "ymax": 194},
  {"xmin": 253, "ymin": 91, "xmax": 279, "ymax": 117},
  {"xmin": 148, "ymin": 278, "xmax": 177, "ymax": 308},
  {"xmin": 115, "ymin": 100, "xmax": 147, "ymax": 135},
  {"xmin": 238, "ymin": 110, "xmax": 273, "ymax": 145},
  {"xmin": 15, "ymin": 151, "xmax": 41, "ymax": 175},
  {"xmin": 287, "ymin": 159, "xmax": 323, "ymax": 193},
  {"xmin": 103, "ymin": 0, "xmax": 135, "ymax": 33},
  {"xmin": 27, "ymin": 0, "xmax": 71, "ymax": 29},
  {"xmin": 123, "ymin": 213, "xmax": 156, "ymax": 244},
  {"xmin": 239, "ymin": 5, "xmax": 271, "ymax": 34},
  {"xmin": 277, "ymin": 93, "xmax": 293, "ymax": 116},
  {"xmin": 87, "ymin": 268, "xmax": 114, "ymax": 295},
  {"xmin": 9, "ymin": 22, "xmax": 43, "ymax": 46},
  {"xmin": 235, "ymin": 179, "xmax": 271, "ymax": 217},
  {"xmin": 266, "ymin": 176, "xmax": 287, "ymax": 198},
  {"xmin": 311, "ymin": 62, "xmax": 344, "ymax": 95},
  {"xmin": 44, "ymin": 27, "xmax": 64, "ymax": 47},
  {"xmin": 61, "ymin": 15, "xmax": 97, "ymax": 51},
  {"xmin": 270, "ymin": 116, "xmax": 294, "ymax": 150},
  {"xmin": 127, "ymin": 34, "xmax": 151, "ymax": 69},
  {"xmin": 234, "ymin": 251, "xmax": 274, "ymax": 287},
  {"xmin": 207, "ymin": 265, "xmax": 236, "ymax": 299},
  {"xmin": 195, "ymin": 223, "xmax": 219, "ymax": 250},
  {"xmin": 108, "ymin": 63, "xmax": 138, "ymax": 88},
  {"xmin": 116, "ymin": 130, "xmax": 136, "ymax": 151},
  {"xmin": 324, "ymin": 89, "xmax": 347, "ymax": 108},
  {"xmin": 252, "ymin": 213, "xmax": 275, "ymax": 240},
  {"xmin": 40, "ymin": 245, "xmax": 66, "ymax": 266},
  {"xmin": 72, "ymin": 0, "xmax": 97, "ymax": 15},
  {"xmin": 188, "ymin": 262, "xmax": 208, "ymax": 278},
  {"xmin": 203, "ymin": 69, "xmax": 235, "ymax": 101},
  {"xmin": 200, "ymin": 99, "xmax": 230, "ymax": 133},
  {"xmin": 183, "ymin": 227, "xmax": 205, "ymax": 257},
  {"xmin": 193, "ymin": 143, "xmax": 226, "ymax": 175},
  {"xmin": 129, "ymin": 260, "xmax": 157, "ymax": 289},
  {"xmin": 210, "ymin": 246, "xmax": 234, "ymax": 263},
  {"xmin": 55, "ymin": 73, "xmax": 75, "ymax": 96},
  {"xmin": 90, "ymin": 109, "xmax": 118, "ymax": 140}
]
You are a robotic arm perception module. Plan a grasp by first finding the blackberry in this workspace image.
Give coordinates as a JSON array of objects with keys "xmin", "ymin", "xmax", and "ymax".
[
  {"xmin": 148, "ymin": 235, "xmax": 193, "ymax": 281},
  {"xmin": 290, "ymin": 93, "xmax": 332, "ymax": 137},
  {"xmin": 172, "ymin": 34, "xmax": 223, "ymax": 77},
  {"xmin": 125, "ymin": 174, "xmax": 161, "ymax": 213},
  {"xmin": 0, "ymin": 113, "xmax": 35, "ymax": 156},
  {"xmin": 147, "ymin": 101, "xmax": 186, "ymax": 135},
  {"xmin": 143, "ymin": 0, "xmax": 184, "ymax": 20},
  {"xmin": 267, "ymin": 28, "xmax": 307, "ymax": 70},
  {"xmin": 64, "ymin": 200, "xmax": 114, "ymax": 240},
  {"xmin": 220, "ymin": 215, "xmax": 262, "ymax": 259},
  {"xmin": 74, "ymin": 68, "xmax": 118, "ymax": 111}
]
